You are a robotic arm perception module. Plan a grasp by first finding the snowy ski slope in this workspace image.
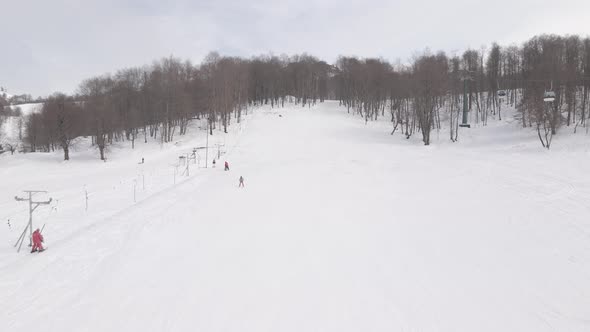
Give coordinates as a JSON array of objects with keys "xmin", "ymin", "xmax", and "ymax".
[
  {"xmin": 1, "ymin": 101, "xmax": 589, "ymax": 331},
  {"xmin": 1, "ymin": 103, "xmax": 43, "ymax": 144}
]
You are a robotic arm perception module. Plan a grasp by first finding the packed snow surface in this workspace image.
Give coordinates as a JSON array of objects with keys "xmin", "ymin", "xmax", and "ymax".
[{"xmin": 1, "ymin": 101, "xmax": 589, "ymax": 331}]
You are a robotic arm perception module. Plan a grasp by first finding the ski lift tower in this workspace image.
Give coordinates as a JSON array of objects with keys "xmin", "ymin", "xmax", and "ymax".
[
  {"xmin": 13, "ymin": 190, "xmax": 52, "ymax": 252},
  {"xmin": 459, "ymin": 70, "xmax": 475, "ymax": 128},
  {"xmin": 214, "ymin": 143, "xmax": 225, "ymax": 160},
  {"xmin": 193, "ymin": 146, "xmax": 210, "ymax": 168}
]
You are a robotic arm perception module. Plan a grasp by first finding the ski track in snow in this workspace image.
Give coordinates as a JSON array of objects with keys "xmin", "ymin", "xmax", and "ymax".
[{"xmin": 1, "ymin": 101, "xmax": 590, "ymax": 331}]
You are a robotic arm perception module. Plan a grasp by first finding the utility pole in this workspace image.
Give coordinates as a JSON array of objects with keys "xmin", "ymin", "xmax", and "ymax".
[
  {"xmin": 205, "ymin": 120, "xmax": 209, "ymax": 168},
  {"xmin": 84, "ymin": 186, "xmax": 89, "ymax": 212},
  {"xmin": 14, "ymin": 190, "xmax": 52, "ymax": 253},
  {"xmin": 193, "ymin": 146, "xmax": 207, "ymax": 168},
  {"xmin": 185, "ymin": 153, "xmax": 190, "ymax": 176},
  {"xmin": 215, "ymin": 143, "xmax": 224, "ymax": 160}
]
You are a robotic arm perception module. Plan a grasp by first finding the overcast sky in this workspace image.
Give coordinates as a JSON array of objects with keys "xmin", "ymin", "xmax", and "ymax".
[{"xmin": 1, "ymin": 0, "xmax": 589, "ymax": 97}]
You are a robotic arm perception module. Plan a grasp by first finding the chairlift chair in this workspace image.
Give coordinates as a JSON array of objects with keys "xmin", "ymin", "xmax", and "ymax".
[
  {"xmin": 543, "ymin": 91, "xmax": 556, "ymax": 102},
  {"xmin": 497, "ymin": 90, "xmax": 506, "ymax": 97}
]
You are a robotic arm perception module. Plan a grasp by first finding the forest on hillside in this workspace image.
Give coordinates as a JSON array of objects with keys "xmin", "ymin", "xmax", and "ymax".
[{"xmin": 3, "ymin": 34, "xmax": 590, "ymax": 160}]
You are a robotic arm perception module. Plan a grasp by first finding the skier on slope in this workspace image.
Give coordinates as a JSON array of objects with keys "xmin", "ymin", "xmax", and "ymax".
[
  {"xmin": 31, "ymin": 228, "xmax": 44, "ymax": 253},
  {"xmin": 239, "ymin": 176, "xmax": 245, "ymax": 188},
  {"xmin": 224, "ymin": 161, "xmax": 230, "ymax": 171}
]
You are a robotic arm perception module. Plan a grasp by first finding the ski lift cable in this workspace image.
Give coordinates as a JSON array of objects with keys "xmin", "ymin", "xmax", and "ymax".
[{"xmin": 498, "ymin": 77, "xmax": 590, "ymax": 83}]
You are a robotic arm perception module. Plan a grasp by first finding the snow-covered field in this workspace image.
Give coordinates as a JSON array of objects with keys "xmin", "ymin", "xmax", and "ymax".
[
  {"xmin": 9, "ymin": 102, "xmax": 43, "ymax": 116},
  {"xmin": 1, "ymin": 103, "xmax": 43, "ymax": 145},
  {"xmin": 1, "ymin": 101, "xmax": 589, "ymax": 331}
]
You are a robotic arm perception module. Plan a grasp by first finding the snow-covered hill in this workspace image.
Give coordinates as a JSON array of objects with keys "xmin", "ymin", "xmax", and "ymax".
[
  {"xmin": 0, "ymin": 89, "xmax": 12, "ymax": 101},
  {"xmin": 0, "ymin": 103, "xmax": 42, "ymax": 150},
  {"xmin": 1, "ymin": 101, "xmax": 589, "ymax": 332},
  {"xmin": 9, "ymin": 102, "xmax": 43, "ymax": 116}
]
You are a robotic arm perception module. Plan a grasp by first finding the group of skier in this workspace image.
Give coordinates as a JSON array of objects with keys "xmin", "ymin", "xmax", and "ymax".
[{"xmin": 220, "ymin": 160, "xmax": 245, "ymax": 187}]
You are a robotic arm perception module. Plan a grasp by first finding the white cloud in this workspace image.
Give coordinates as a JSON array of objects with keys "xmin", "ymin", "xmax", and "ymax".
[{"xmin": 0, "ymin": 0, "xmax": 588, "ymax": 97}]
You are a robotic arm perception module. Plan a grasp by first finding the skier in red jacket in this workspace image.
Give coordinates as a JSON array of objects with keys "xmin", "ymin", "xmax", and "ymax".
[{"xmin": 31, "ymin": 228, "xmax": 44, "ymax": 253}]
